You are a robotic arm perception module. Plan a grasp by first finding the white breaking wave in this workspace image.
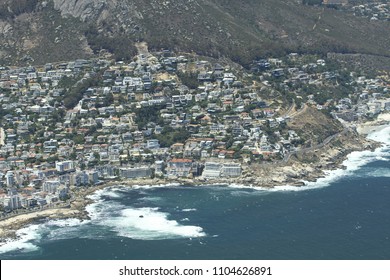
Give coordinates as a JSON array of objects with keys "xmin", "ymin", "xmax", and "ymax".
[
  {"xmin": 87, "ymin": 187, "xmax": 124, "ymax": 200},
  {"xmin": 45, "ymin": 218, "xmax": 91, "ymax": 241},
  {"xmin": 223, "ymin": 125, "xmax": 390, "ymax": 193},
  {"xmin": 131, "ymin": 183, "xmax": 181, "ymax": 190},
  {"xmin": 0, "ymin": 225, "xmax": 42, "ymax": 254},
  {"xmin": 99, "ymin": 190, "xmax": 122, "ymax": 199},
  {"xmin": 140, "ymin": 196, "xmax": 163, "ymax": 202},
  {"xmin": 0, "ymin": 218, "xmax": 92, "ymax": 254},
  {"xmin": 85, "ymin": 198, "xmax": 123, "ymax": 221},
  {"xmin": 181, "ymin": 208, "xmax": 197, "ymax": 212},
  {"xmin": 271, "ymin": 124, "xmax": 390, "ymax": 192},
  {"xmin": 375, "ymin": 156, "xmax": 390, "ymax": 162},
  {"xmin": 86, "ymin": 188, "xmax": 206, "ymax": 240},
  {"xmin": 86, "ymin": 188, "xmax": 108, "ymax": 202},
  {"xmin": 227, "ymin": 184, "xmax": 269, "ymax": 191},
  {"xmin": 0, "ymin": 186, "xmax": 206, "ymax": 254},
  {"xmin": 204, "ymin": 183, "xmax": 266, "ymax": 192},
  {"xmin": 1, "ymin": 126, "xmax": 387, "ymax": 254},
  {"xmin": 46, "ymin": 218, "xmax": 87, "ymax": 227},
  {"xmin": 103, "ymin": 207, "xmax": 205, "ymax": 240},
  {"xmin": 366, "ymin": 168, "xmax": 390, "ymax": 178}
]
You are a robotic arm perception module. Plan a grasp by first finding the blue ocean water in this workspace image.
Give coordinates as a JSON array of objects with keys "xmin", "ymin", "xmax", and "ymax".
[{"xmin": 1, "ymin": 127, "xmax": 389, "ymax": 260}]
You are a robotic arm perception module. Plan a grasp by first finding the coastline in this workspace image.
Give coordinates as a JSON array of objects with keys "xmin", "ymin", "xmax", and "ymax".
[
  {"xmin": 356, "ymin": 113, "xmax": 390, "ymax": 135},
  {"xmin": 0, "ymin": 209, "xmax": 81, "ymax": 240},
  {"xmin": 0, "ymin": 114, "xmax": 389, "ymax": 242}
]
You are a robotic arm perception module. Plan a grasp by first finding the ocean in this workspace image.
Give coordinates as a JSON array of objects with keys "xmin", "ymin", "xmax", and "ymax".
[{"xmin": 0, "ymin": 126, "xmax": 389, "ymax": 260}]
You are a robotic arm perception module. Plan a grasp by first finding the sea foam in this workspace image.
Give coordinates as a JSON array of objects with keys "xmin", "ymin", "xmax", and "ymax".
[
  {"xmin": 181, "ymin": 208, "xmax": 197, "ymax": 212},
  {"xmin": 0, "ymin": 217, "xmax": 92, "ymax": 254},
  {"xmin": 225, "ymin": 125, "xmax": 390, "ymax": 193},
  {"xmin": 104, "ymin": 207, "xmax": 205, "ymax": 240},
  {"xmin": 1, "ymin": 126, "xmax": 387, "ymax": 254},
  {"xmin": 272, "ymin": 124, "xmax": 390, "ymax": 192},
  {"xmin": 0, "ymin": 225, "xmax": 42, "ymax": 254},
  {"xmin": 131, "ymin": 183, "xmax": 181, "ymax": 190},
  {"xmin": 85, "ymin": 188, "xmax": 206, "ymax": 240},
  {"xmin": 366, "ymin": 168, "xmax": 390, "ymax": 178}
]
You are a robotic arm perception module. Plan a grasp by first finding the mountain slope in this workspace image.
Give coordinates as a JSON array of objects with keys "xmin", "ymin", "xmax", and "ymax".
[{"xmin": 0, "ymin": 0, "xmax": 389, "ymax": 66}]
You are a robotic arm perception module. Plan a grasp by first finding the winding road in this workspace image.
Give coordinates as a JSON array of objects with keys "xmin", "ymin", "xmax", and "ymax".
[{"xmin": 283, "ymin": 128, "xmax": 349, "ymax": 162}]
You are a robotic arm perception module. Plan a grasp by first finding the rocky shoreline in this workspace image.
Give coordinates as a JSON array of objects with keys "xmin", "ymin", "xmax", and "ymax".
[
  {"xmin": 0, "ymin": 208, "xmax": 84, "ymax": 240},
  {"xmin": 0, "ymin": 118, "xmax": 388, "ymax": 242}
]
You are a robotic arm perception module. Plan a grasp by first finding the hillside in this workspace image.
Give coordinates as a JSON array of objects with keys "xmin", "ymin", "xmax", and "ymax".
[{"xmin": 0, "ymin": 0, "xmax": 389, "ymax": 66}]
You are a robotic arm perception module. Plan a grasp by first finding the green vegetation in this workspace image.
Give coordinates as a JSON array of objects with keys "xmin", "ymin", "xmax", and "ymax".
[
  {"xmin": 2, "ymin": 0, "xmax": 390, "ymax": 69},
  {"xmin": 302, "ymin": 0, "xmax": 322, "ymax": 5},
  {"xmin": 134, "ymin": 105, "xmax": 165, "ymax": 129},
  {"xmin": 60, "ymin": 74, "xmax": 103, "ymax": 110},
  {"xmin": 177, "ymin": 71, "xmax": 200, "ymax": 90},
  {"xmin": 85, "ymin": 26, "xmax": 137, "ymax": 61},
  {"xmin": 155, "ymin": 127, "xmax": 191, "ymax": 147},
  {"xmin": 0, "ymin": 0, "xmax": 38, "ymax": 19}
]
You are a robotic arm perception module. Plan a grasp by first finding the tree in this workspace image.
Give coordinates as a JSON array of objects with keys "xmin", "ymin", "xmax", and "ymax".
[
  {"xmin": 102, "ymin": 92, "xmax": 114, "ymax": 107},
  {"xmin": 302, "ymin": 0, "xmax": 322, "ymax": 5},
  {"xmin": 177, "ymin": 71, "xmax": 200, "ymax": 89},
  {"xmin": 62, "ymin": 74, "xmax": 103, "ymax": 109},
  {"xmin": 93, "ymin": 152, "xmax": 100, "ymax": 161},
  {"xmin": 134, "ymin": 105, "xmax": 165, "ymax": 128},
  {"xmin": 69, "ymin": 152, "xmax": 77, "ymax": 160},
  {"xmin": 72, "ymin": 134, "xmax": 85, "ymax": 145},
  {"xmin": 84, "ymin": 25, "xmax": 137, "ymax": 61},
  {"xmin": 155, "ymin": 127, "xmax": 191, "ymax": 147}
]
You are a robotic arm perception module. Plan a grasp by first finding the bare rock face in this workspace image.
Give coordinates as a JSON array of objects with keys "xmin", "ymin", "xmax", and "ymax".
[
  {"xmin": 0, "ymin": 21, "xmax": 13, "ymax": 36},
  {"xmin": 51, "ymin": 0, "xmax": 142, "ymax": 32},
  {"xmin": 1, "ymin": 0, "xmax": 390, "ymax": 67},
  {"xmin": 52, "ymin": 0, "xmax": 113, "ymax": 21}
]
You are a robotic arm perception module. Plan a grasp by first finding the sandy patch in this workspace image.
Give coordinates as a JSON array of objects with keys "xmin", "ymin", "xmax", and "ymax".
[{"xmin": 357, "ymin": 113, "xmax": 390, "ymax": 135}]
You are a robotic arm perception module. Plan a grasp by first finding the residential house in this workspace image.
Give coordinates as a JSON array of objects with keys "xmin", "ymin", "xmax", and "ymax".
[
  {"xmin": 120, "ymin": 166, "xmax": 152, "ymax": 179},
  {"xmin": 167, "ymin": 158, "xmax": 196, "ymax": 177}
]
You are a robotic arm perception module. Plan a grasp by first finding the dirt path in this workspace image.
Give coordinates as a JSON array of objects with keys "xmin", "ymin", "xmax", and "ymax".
[
  {"xmin": 283, "ymin": 128, "xmax": 348, "ymax": 162},
  {"xmin": 135, "ymin": 42, "xmax": 150, "ymax": 57},
  {"xmin": 281, "ymin": 101, "xmax": 295, "ymax": 118},
  {"xmin": 289, "ymin": 104, "xmax": 308, "ymax": 118}
]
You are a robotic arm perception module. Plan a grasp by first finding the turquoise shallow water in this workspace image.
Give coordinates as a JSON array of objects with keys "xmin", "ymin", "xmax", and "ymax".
[{"xmin": 1, "ymin": 128, "xmax": 389, "ymax": 260}]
